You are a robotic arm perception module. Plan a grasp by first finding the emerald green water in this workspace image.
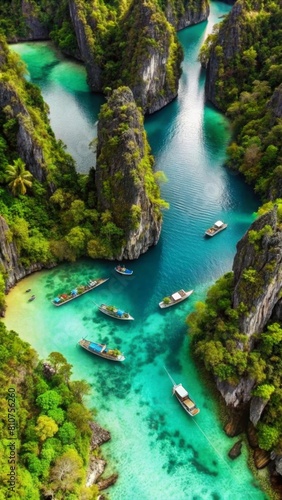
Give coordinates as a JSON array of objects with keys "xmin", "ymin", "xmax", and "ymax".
[{"xmin": 6, "ymin": 2, "xmax": 269, "ymax": 499}]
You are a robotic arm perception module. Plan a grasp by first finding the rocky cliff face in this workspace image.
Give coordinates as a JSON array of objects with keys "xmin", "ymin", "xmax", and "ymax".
[
  {"xmin": 205, "ymin": 1, "xmax": 250, "ymax": 108},
  {"xmin": 21, "ymin": 0, "xmax": 50, "ymax": 40},
  {"xmin": 68, "ymin": 0, "xmax": 183, "ymax": 114},
  {"xmin": 68, "ymin": 0, "xmax": 102, "ymax": 89},
  {"xmin": 165, "ymin": 0, "xmax": 209, "ymax": 31},
  {"xmin": 95, "ymin": 87, "xmax": 162, "ymax": 259},
  {"xmin": 0, "ymin": 40, "xmax": 57, "ymax": 188},
  {"xmin": 232, "ymin": 207, "xmax": 282, "ymax": 336},
  {"xmin": 0, "ymin": 80, "xmax": 49, "ymax": 185},
  {"xmin": 0, "ymin": 216, "xmax": 45, "ymax": 290}
]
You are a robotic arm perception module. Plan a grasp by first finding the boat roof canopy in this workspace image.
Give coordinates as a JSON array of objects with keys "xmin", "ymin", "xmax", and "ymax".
[
  {"xmin": 215, "ymin": 220, "xmax": 223, "ymax": 227},
  {"xmin": 175, "ymin": 384, "xmax": 188, "ymax": 398},
  {"xmin": 172, "ymin": 292, "xmax": 182, "ymax": 300}
]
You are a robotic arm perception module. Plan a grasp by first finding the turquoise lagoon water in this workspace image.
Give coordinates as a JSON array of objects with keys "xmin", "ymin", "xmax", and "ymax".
[{"xmin": 6, "ymin": 2, "xmax": 269, "ymax": 499}]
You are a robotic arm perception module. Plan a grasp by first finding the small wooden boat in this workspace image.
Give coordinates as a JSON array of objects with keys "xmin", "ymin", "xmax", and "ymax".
[
  {"xmin": 28, "ymin": 295, "xmax": 35, "ymax": 302},
  {"xmin": 173, "ymin": 383, "xmax": 200, "ymax": 417},
  {"xmin": 25, "ymin": 288, "xmax": 31, "ymax": 293},
  {"xmin": 52, "ymin": 277, "xmax": 109, "ymax": 306},
  {"xmin": 205, "ymin": 220, "xmax": 227, "ymax": 237},
  {"xmin": 98, "ymin": 303, "xmax": 134, "ymax": 320},
  {"xmin": 115, "ymin": 265, "xmax": 133, "ymax": 276},
  {"xmin": 78, "ymin": 338, "xmax": 125, "ymax": 362},
  {"xmin": 159, "ymin": 289, "xmax": 193, "ymax": 309}
]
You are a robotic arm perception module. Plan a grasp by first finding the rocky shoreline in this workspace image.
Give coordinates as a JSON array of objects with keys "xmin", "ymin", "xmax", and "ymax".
[{"xmin": 87, "ymin": 422, "xmax": 118, "ymax": 495}]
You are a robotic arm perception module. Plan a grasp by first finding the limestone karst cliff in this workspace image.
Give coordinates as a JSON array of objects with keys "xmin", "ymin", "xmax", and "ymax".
[
  {"xmin": 95, "ymin": 86, "xmax": 164, "ymax": 259},
  {"xmin": 0, "ymin": 215, "xmax": 46, "ymax": 290},
  {"xmin": 0, "ymin": 40, "xmax": 50, "ymax": 185},
  {"xmin": 165, "ymin": 0, "xmax": 209, "ymax": 31},
  {"xmin": 68, "ymin": 0, "xmax": 183, "ymax": 114},
  {"xmin": 232, "ymin": 207, "xmax": 282, "ymax": 336},
  {"xmin": 188, "ymin": 204, "xmax": 282, "ymax": 481}
]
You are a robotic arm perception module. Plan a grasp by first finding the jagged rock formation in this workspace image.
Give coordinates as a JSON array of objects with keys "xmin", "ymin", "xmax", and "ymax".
[
  {"xmin": 68, "ymin": 0, "xmax": 183, "ymax": 114},
  {"xmin": 68, "ymin": 0, "xmax": 102, "ymax": 89},
  {"xmin": 205, "ymin": 1, "xmax": 245, "ymax": 108},
  {"xmin": 0, "ymin": 215, "xmax": 46, "ymax": 290},
  {"xmin": 216, "ymin": 377, "xmax": 255, "ymax": 408},
  {"xmin": 21, "ymin": 0, "xmax": 50, "ymax": 40},
  {"xmin": 165, "ymin": 0, "xmax": 209, "ymax": 30},
  {"xmin": 250, "ymin": 396, "xmax": 269, "ymax": 427},
  {"xmin": 95, "ymin": 87, "xmax": 163, "ymax": 259},
  {"xmin": 0, "ymin": 83, "xmax": 48, "ymax": 184},
  {"xmin": 232, "ymin": 207, "xmax": 282, "ymax": 336},
  {"xmin": 0, "ymin": 40, "xmax": 53, "ymax": 185}
]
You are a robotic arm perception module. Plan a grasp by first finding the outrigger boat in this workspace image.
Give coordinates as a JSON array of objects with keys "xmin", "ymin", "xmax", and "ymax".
[
  {"xmin": 173, "ymin": 383, "xmax": 200, "ymax": 417},
  {"xmin": 115, "ymin": 265, "xmax": 133, "ymax": 276},
  {"xmin": 159, "ymin": 289, "xmax": 193, "ymax": 309},
  {"xmin": 78, "ymin": 338, "xmax": 125, "ymax": 362},
  {"xmin": 205, "ymin": 220, "xmax": 227, "ymax": 237},
  {"xmin": 52, "ymin": 277, "xmax": 109, "ymax": 306},
  {"xmin": 98, "ymin": 303, "xmax": 134, "ymax": 320}
]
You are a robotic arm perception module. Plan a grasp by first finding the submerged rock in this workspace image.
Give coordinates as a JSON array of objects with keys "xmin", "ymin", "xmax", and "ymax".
[{"xmin": 228, "ymin": 439, "xmax": 243, "ymax": 459}]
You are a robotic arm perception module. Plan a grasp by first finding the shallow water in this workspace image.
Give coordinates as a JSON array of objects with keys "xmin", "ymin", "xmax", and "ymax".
[{"xmin": 6, "ymin": 2, "xmax": 269, "ymax": 499}]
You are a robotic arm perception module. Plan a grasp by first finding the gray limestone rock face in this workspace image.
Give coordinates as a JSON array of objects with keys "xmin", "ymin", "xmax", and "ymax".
[
  {"xmin": 232, "ymin": 207, "xmax": 282, "ymax": 336},
  {"xmin": 165, "ymin": 0, "xmax": 209, "ymax": 31},
  {"xmin": 216, "ymin": 377, "xmax": 256, "ymax": 407},
  {"xmin": 95, "ymin": 87, "xmax": 162, "ymax": 260},
  {"xmin": 0, "ymin": 215, "xmax": 46, "ymax": 291},
  {"xmin": 249, "ymin": 396, "xmax": 268, "ymax": 427}
]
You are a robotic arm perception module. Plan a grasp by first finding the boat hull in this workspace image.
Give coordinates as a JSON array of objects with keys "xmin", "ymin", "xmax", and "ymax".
[
  {"xmin": 115, "ymin": 267, "xmax": 133, "ymax": 275},
  {"xmin": 98, "ymin": 304, "xmax": 134, "ymax": 320},
  {"xmin": 78, "ymin": 339, "xmax": 125, "ymax": 361},
  {"xmin": 52, "ymin": 278, "xmax": 109, "ymax": 306},
  {"xmin": 205, "ymin": 223, "xmax": 227, "ymax": 237},
  {"xmin": 173, "ymin": 384, "xmax": 200, "ymax": 417},
  {"xmin": 159, "ymin": 290, "xmax": 193, "ymax": 308}
]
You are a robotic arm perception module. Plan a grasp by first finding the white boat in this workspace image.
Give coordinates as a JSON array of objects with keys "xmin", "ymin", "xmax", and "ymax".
[
  {"xmin": 98, "ymin": 303, "xmax": 134, "ymax": 320},
  {"xmin": 173, "ymin": 383, "xmax": 200, "ymax": 417},
  {"xmin": 159, "ymin": 289, "xmax": 193, "ymax": 309},
  {"xmin": 205, "ymin": 220, "xmax": 227, "ymax": 237},
  {"xmin": 78, "ymin": 339, "xmax": 125, "ymax": 362}
]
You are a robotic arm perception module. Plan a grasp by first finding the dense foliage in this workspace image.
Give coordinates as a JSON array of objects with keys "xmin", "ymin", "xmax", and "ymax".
[
  {"xmin": 199, "ymin": 0, "xmax": 282, "ymax": 200},
  {"xmin": 0, "ymin": 322, "xmax": 100, "ymax": 499},
  {"xmin": 0, "ymin": 37, "xmax": 167, "ymax": 277},
  {"xmin": 187, "ymin": 268, "xmax": 282, "ymax": 453}
]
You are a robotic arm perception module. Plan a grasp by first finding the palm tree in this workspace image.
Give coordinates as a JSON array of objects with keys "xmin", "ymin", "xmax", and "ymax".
[{"xmin": 5, "ymin": 158, "xmax": 33, "ymax": 196}]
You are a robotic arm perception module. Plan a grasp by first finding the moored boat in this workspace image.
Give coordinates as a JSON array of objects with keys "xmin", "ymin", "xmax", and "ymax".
[
  {"xmin": 159, "ymin": 289, "xmax": 193, "ymax": 309},
  {"xmin": 205, "ymin": 220, "xmax": 227, "ymax": 237},
  {"xmin": 78, "ymin": 338, "xmax": 125, "ymax": 362},
  {"xmin": 115, "ymin": 265, "xmax": 133, "ymax": 275},
  {"xmin": 52, "ymin": 277, "xmax": 109, "ymax": 306},
  {"xmin": 28, "ymin": 295, "xmax": 35, "ymax": 302},
  {"xmin": 98, "ymin": 303, "xmax": 134, "ymax": 320},
  {"xmin": 173, "ymin": 383, "xmax": 200, "ymax": 417}
]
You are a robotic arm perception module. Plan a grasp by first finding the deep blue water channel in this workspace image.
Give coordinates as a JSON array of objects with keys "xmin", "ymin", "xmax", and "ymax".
[{"xmin": 6, "ymin": 2, "xmax": 269, "ymax": 499}]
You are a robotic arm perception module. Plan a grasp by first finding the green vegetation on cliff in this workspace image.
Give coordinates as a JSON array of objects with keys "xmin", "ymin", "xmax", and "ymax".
[
  {"xmin": 187, "ymin": 269, "xmax": 282, "ymax": 453},
  {"xmin": 200, "ymin": 0, "xmax": 282, "ymax": 200},
  {"xmin": 0, "ymin": 37, "xmax": 167, "ymax": 272},
  {"xmin": 0, "ymin": 321, "xmax": 101, "ymax": 499}
]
